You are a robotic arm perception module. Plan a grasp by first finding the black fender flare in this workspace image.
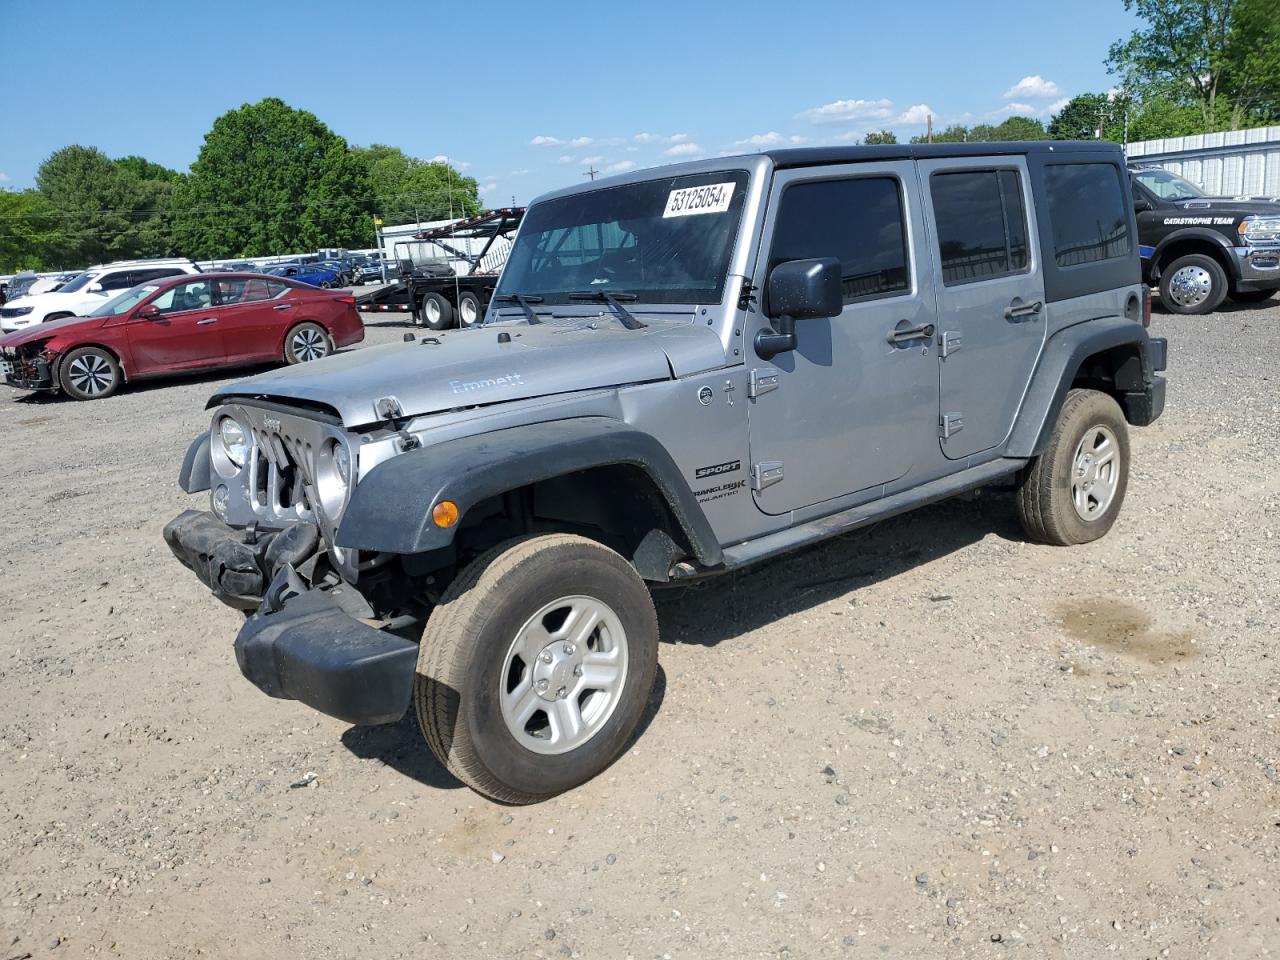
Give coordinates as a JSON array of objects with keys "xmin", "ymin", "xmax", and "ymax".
[
  {"xmin": 1005, "ymin": 317, "xmax": 1154, "ymax": 458},
  {"xmin": 335, "ymin": 416, "xmax": 723, "ymax": 566},
  {"xmin": 1150, "ymin": 228, "xmax": 1239, "ymax": 280},
  {"xmin": 179, "ymin": 431, "xmax": 212, "ymax": 493}
]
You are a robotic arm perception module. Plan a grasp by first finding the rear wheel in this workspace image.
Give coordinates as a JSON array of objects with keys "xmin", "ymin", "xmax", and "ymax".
[
  {"xmin": 415, "ymin": 534, "xmax": 659, "ymax": 804},
  {"xmin": 1230, "ymin": 287, "xmax": 1277, "ymax": 304},
  {"xmin": 417, "ymin": 292, "xmax": 453, "ymax": 330},
  {"xmin": 59, "ymin": 346, "xmax": 121, "ymax": 401},
  {"xmin": 1016, "ymin": 388, "xmax": 1130, "ymax": 545},
  {"xmin": 1158, "ymin": 253, "xmax": 1227, "ymax": 315},
  {"xmin": 284, "ymin": 322, "xmax": 332, "ymax": 364},
  {"xmin": 457, "ymin": 291, "xmax": 483, "ymax": 328}
]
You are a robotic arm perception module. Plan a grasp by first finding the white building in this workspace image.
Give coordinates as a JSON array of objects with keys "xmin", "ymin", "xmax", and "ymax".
[{"xmin": 1125, "ymin": 125, "xmax": 1280, "ymax": 196}]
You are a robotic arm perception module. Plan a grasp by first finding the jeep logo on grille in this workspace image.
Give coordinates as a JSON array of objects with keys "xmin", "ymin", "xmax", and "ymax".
[{"xmin": 263, "ymin": 417, "xmax": 281, "ymax": 431}]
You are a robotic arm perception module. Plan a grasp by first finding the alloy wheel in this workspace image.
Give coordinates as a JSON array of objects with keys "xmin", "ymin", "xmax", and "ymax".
[{"xmin": 67, "ymin": 354, "xmax": 114, "ymax": 396}]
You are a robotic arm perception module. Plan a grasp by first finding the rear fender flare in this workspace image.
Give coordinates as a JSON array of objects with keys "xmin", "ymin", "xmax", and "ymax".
[{"xmin": 335, "ymin": 417, "xmax": 723, "ymax": 567}]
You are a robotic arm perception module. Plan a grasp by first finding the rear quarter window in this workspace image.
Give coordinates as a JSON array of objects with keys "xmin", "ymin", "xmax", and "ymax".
[{"xmin": 1044, "ymin": 163, "xmax": 1131, "ymax": 266}]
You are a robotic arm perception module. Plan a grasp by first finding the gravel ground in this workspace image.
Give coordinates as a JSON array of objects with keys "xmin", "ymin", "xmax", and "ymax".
[{"xmin": 1, "ymin": 303, "xmax": 1277, "ymax": 959}]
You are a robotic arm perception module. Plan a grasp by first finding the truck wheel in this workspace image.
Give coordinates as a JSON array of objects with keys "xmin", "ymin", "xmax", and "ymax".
[
  {"xmin": 1016, "ymin": 388, "xmax": 1130, "ymax": 546},
  {"xmin": 1229, "ymin": 287, "xmax": 1277, "ymax": 304},
  {"xmin": 1158, "ymin": 253, "xmax": 1227, "ymax": 314},
  {"xmin": 417, "ymin": 292, "xmax": 452, "ymax": 330},
  {"xmin": 284, "ymin": 322, "xmax": 332, "ymax": 363},
  {"xmin": 457, "ymin": 291, "xmax": 482, "ymax": 328},
  {"xmin": 59, "ymin": 346, "xmax": 122, "ymax": 400},
  {"xmin": 415, "ymin": 534, "xmax": 659, "ymax": 804}
]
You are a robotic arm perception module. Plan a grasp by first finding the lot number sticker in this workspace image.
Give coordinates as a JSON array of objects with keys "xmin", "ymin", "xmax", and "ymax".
[{"xmin": 664, "ymin": 182, "xmax": 736, "ymax": 218}]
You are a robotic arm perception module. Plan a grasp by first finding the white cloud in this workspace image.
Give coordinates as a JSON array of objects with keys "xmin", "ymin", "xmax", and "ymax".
[
  {"xmin": 531, "ymin": 135, "xmax": 565, "ymax": 146},
  {"xmin": 479, "ymin": 181, "xmax": 498, "ymax": 194},
  {"xmin": 664, "ymin": 142, "xmax": 703, "ymax": 157},
  {"xmin": 1003, "ymin": 75, "xmax": 1062, "ymax": 100},
  {"xmin": 797, "ymin": 97, "xmax": 894, "ymax": 124},
  {"xmin": 895, "ymin": 103, "xmax": 934, "ymax": 125},
  {"xmin": 1000, "ymin": 102, "xmax": 1036, "ymax": 116},
  {"xmin": 734, "ymin": 131, "xmax": 785, "ymax": 147},
  {"xmin": 605, "ymin": 160, "xmax": 636, "ymax": 173},
  {"xmin": 633, "ymin": 132, "xmax": 661, "ymax": 144},
  {"xmin": 666, "ymin": 133, "xmax": 691, "ymax": 144},
  {"xmin": 570, "ymin": 136, "xmax": 594, "ymax": 147},
  {"xmin": 0, "ymin": 172, "xmax": 10, "ymax": 182},
  {"xmin": 429, "ymin": 154, "xmax": 470, "ymax": 170},
  {"xmin": 557, "ymin": 154, "xmax": 575, "ymax": 164},
  {"xmin": 788, "ymin": 135, "xmax": 809, "ymax": 144},
  {"xmin": 582, "ymin": 155, "xmax": 605, "ymax": 165},
  {"xmin": 1047, "ymin": 97, "xmax": 1072, "ymax": 114},
  {"xmin": 509, "ymin": 168, "xmax": 530, "ymax": 176}
]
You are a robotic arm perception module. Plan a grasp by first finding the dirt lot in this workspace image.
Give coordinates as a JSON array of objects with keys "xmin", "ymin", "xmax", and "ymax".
[{"xmin": 1, "ymin": 305, "xmax": 1277, "ymax": 960}]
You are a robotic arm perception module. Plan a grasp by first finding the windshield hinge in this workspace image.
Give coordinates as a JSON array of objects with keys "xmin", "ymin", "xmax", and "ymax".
[{"xmin": 737, "ymin": 277, "xmax": 757, "ymax": 312}]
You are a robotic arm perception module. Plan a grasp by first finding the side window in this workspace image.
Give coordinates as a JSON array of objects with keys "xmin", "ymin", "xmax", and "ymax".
[
  {"xmin": 265, "ymin": 280, "xmax": 290, "ymax": 299},
  {"xmin": 213, "ymin": 277, "xmax": 249, "ymax": 304},
  {"xmin": 151, "ymin": 280, "xmax": 212, "ymax": 314},
  {"xmin": 133, "ymin": 268, "xmax": 182, "ymax": 284},
  {"xmin": 1044, "ymin": 163, "xmax": 1131, "ymax": 266},
  {"xmin": 99, "ymin": 270, "xmax": 137, "ymax": 291},
  {"xmin": 931, "ymin": 169, "xmax": 1030, "ymax": 285},
  {"xmin": 768, "ymin": 176, "xmax": 910, "ymax": 304}
]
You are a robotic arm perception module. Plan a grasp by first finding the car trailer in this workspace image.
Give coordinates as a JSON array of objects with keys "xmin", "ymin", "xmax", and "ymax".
[{"xmin": 355, "ymin": 207, "xmax": 525, "ymax": 329}]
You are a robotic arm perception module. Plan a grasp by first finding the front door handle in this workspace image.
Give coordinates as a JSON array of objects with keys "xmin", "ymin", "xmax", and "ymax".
[
  {"xmin": 196, "ymin": 317, "xmax": 217, "ymax": 325},
  {"xmin": 273, "ymin": 304, "xmax": 293, "ymax": 310},
  {"xmin": 1004, "ymin": 299, "xmax": 1043, "ymax": 320},
  {"xmin": 887, "ymin": 322, "xmax": 935, "ymax": 344}
]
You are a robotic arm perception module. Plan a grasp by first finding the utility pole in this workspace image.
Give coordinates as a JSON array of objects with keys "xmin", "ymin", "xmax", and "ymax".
[
  {"xmin": 583, "ymin": 165, "xmax": 599, "ymax": 181},
  {"xmin": 926, "ymin": 115, "xmax": 934, "ymax": 144}
]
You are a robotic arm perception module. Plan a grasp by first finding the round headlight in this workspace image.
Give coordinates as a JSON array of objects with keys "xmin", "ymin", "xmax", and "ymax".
[
  {"xmin": 334, "ymin": 443, "xmax": 351, "ymax": 486},
  {"xmin": 218, "ymin": 417, "xmax": 249, "ymax": 468}
]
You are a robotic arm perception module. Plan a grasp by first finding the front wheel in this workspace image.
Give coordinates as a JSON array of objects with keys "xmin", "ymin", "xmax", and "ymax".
[
  {"xmin": 59, "ymin": 346, "xmax": 122, "ymax": 400},
  {"xmin": 415, "ymin": 534, "xmax": 659, "ymax": 804},
  {"xmin": 1158, "ymin": 253, "xmax": 1227, "ymax": 315},
  {"xmin": 1016, "ymin": 388, "xmax": 1130, "ymax": 545}
]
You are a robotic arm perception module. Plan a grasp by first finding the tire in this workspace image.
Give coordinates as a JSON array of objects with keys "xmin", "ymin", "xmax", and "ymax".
[
  {"xmin": 58, "ymin": 346, "xmax": 121, "ymax": 401},
  {"xmin": 1158, "ymin": 253, "xmax": 1227, "ymax": 315},
  {"xmin": 284, "ymin": 322, "xmax": 332, "ymax": 364},
  {"xmin": 417, "ymin": 292, "xmax": 452, "ymax": 330},
  {"xmin": 1016, "ymin": 388, "xmax": 1130, "ymax": 546},
  {"xmin": 415, "ymin": 534, "xmax": 659, "ymax": 804},
  {"xmin": 456, "ymin": 291, "xmax": 483, "ymax": 328},
  {"xmin": 1229, "ymin": 287, "xmax": 1278, "ymax": 304}
]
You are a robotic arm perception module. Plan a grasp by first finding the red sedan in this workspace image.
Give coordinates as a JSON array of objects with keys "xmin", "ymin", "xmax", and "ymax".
[{"xmin": 0, "ymin": 273, "xmax": 364, "ymax": 400}]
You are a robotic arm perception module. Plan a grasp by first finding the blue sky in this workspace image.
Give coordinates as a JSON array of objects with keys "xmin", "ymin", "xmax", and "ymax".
[{"xmin": 1, "ymin": 0, "xmax": 1137, "ymax": 208}]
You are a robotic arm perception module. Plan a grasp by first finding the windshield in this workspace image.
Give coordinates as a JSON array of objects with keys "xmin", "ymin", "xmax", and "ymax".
[
  {"xmin": 496, "ymin": 171, "xmax": 749, "ymax": 306},
  {"xmin": 1135, "ymin": 168, "xmax": 1206, "ymax": 201},
  {"xmin": 88, "ymin": 284, "xmax": 158, "ymax": 317},
  {"xmin": 56, "ymin": 271, "xmax": 95, "ymax": 294}
]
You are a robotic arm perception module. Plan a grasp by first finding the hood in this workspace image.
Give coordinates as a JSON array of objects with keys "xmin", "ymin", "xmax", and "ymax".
[
  {"xmin": 1168, "ymin": 196, "xmax": 1280, "ymax": 216},
  {"xmin": 213, "ymin": 317, "xmax": 727, "ymax": 427},
  {"xmin": 5, "ymin": 290, "xmax": 103, "ymax": 313},
  {"xmin": 0, "ymin": 313, "xmax": 109, "ymax": 347}
]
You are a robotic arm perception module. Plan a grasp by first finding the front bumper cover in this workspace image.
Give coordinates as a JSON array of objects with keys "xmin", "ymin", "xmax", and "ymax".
[
  {"xmin": 2, "ymin": 350, "xmax": 55, "ymax": 391},
  {"xmin": 164, "ymin": 509, "xmax": 416, "ymax": 725}
]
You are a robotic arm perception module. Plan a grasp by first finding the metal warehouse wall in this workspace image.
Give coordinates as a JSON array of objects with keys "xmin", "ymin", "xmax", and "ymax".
[{"xmin": 1125, "ymin": 125, "xmax": 1280, "ymax": 196}]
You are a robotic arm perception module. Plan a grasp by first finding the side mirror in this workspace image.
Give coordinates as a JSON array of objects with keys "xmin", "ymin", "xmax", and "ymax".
[
  {"xmin": 757, "ymin": 257, "xmax": 843, "ymax": 359},
  {"xmin": 87, "ymin": 282, "xmax": 103, "ymax": 293},
  {"xmin": 1134, "ymin": 199, "xmax": 1153, "ymax": 213},
  {"xmin": 136, "ymin": 304, "xmax": 162, "ymax": 320}
]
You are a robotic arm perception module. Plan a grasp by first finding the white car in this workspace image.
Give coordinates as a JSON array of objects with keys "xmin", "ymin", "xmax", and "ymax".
[
  {"xmin": 0, "ymin": 259, "xmax": 201, "ymax": 332},
  {"xmin": 26, "ymin": 272, "xmax": 80, "ymax": 296}
]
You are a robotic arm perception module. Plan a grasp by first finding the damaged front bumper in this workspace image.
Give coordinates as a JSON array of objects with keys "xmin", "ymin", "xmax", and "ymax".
[
  {"xmin": 1, "ymin": 350, "xmax": 56, "ymax": 391},
  {"xmin": 163, "ymin": 510, "xmax": 417, "ymax": 725}
]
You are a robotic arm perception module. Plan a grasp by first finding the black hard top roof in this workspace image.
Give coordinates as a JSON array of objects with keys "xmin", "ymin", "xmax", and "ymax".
[{"xmin": 765, "ymin": 140, "xmax": 1123, "ymax": 170}]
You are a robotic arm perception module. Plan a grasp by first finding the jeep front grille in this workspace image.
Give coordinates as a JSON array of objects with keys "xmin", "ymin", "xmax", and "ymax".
[{"xmin": 247, "ymin": 425, "xmax": 317, "ymax": 523}]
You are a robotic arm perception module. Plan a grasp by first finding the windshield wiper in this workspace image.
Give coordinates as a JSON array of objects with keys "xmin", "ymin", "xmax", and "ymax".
[
  {"xmin": 491, "ymin": 293, "xmax": 543, "ymax": 324},
  {"xmin": 567, "ymin": 290, "xmax": 646, "ymax": 329}
]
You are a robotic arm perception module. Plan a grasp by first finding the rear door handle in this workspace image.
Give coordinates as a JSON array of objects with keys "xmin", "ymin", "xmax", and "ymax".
[
  {"xmin": 887, "ymin": 322, "xmax": 935, "ymax": 344},
  {"xmin": 1004, "ymin": 300, "xmax": 1043, "ymax": 320},
  {"xmin": 196, "ymin": 317, "xmax": 217, "ymax": 325}
]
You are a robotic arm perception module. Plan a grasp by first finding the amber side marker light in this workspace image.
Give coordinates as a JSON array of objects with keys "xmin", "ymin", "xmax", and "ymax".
[{"xmin": 432, "ymin": 500, "xmax": 460, "ymax": 528}]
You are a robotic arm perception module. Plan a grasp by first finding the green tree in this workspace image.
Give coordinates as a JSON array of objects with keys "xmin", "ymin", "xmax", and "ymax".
[
  {"xmin": 1049, "ymin": 93, "xmax": 1111, "ymax": 139},
  {"xmin": 36, "ymin": 146, "xmax": 143, "ymax": 264},
  {"xmin": 177, "ymin": 98, "xmax": 371, "ymax": 259},
  {"xmin": 354, "ymin": 144, "xmax": 480, "ymax": 225},
  {"xmin": 1126, "ymin": 96, "xmax": 1207, "ymax": 140},
  {"xmin": 862, "ymin": 130, "xmax": 897, "ymax": 145},
  {"xmin": 0, "ymin": 189, "xmax": 66, "ymax": 272},
  {"xmin": 1224, "ymin": 0, "xmax": 1280, "ymax": 122},
  {"xmin": 992, "ymin": 116, "xmax": 1049, "ymax": 140}
]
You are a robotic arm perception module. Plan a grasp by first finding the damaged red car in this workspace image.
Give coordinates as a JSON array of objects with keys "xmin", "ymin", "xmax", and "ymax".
[{"xmin": 0, "ymin": 273, "xmax": 364, "ymax": 401}]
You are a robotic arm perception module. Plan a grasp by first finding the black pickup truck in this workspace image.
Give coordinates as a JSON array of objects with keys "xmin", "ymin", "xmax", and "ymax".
[{"xmin": 1130, "ymin": 165, "xmax": 1280, "ymax": 314}]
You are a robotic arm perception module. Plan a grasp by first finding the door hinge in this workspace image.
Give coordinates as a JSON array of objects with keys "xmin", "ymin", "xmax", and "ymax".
[
  {"xmin": 748, "ymin": 368, "xmax": 779, "ymax": 398},
  {"xmin": 940, "ymin": 330, "xmax": 963, "ymax": 358},
  {"xmin": 940, "ymin": 413, "xmax": 964, "ymax": 439},
  {"xmin": 752, "ymin": 461, "xmax": 784, "ymax": 491}
]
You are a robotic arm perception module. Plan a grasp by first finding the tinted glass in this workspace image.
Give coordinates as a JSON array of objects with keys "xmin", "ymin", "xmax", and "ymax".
[
  {"xmin": 932, "ymin": 170, "xmax": 1030, "ymax": 285},
  {"xmin": 497, "ymin": 171, "xmax": 749, "ymax": 305},
  {"xmin": 57, "ymin": 272, "xmax": 94, "ymax": 293},
  {"xmin": 1045, "ymin": 163, "xmax": 1131, "ymax": 266},
  {"xmin": 99, "ymin": 271, "xmax": 137, "ymax": 291},
  {"xmin": 769, "ymin": 177, "xmax": 909, "ymax": 304},
  {"xmin": 133, "ymin": 268, "xmax": 183, "ymax": 283},
  {"xmin": 151, "ymin": 279, "xmax": 212, "ymax": 313}
]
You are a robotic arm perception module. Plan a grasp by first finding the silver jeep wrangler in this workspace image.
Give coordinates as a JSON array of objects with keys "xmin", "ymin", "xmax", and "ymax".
[{"xmin": 165, "ymin": 141, "xmax": 1167, "ymax": 803}]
